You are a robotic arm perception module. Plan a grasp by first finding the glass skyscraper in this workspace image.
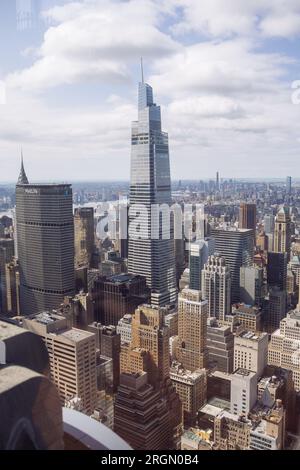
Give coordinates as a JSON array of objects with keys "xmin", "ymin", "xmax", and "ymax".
[
  {"xmin": 128, "ymin": 78, "xmax": 176, "ymax": 307},
  {"xmin": 16, "ymin": 161, "xmax": 75, "ymax": 315}
]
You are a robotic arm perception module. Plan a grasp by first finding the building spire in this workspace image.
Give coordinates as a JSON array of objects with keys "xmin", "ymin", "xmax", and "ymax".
[
  {"xmin": 17, "ymin": 149, "xmax": 29, "ymax": 185},
  {"xmin": 140, "ymin": 57, "xmax": 144, "ymax": 83}
]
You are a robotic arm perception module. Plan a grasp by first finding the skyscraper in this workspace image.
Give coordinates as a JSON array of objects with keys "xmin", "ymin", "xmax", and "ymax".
[
  {"xmin": 120, "ymin": 304, "xmax": 170, "ymax": 386},
  {"xmin": 16, "ymin": 161, "xmax": 75, "ymax": 315},
  {"xmin": 267, "ymin": 252, "xmax": 287, "ymax": 291},
  {"xmin": 114, "ymin": 371, "xmax": 181, "ymax": 450},
  {"xmin": 264, "ymin": 214, "xmax": 275, "ymax": 235},
  {"xmin": 210, "ymin": 227, "xmax": 254, "ymax": 303},
  {"xmin": 274, "ymin": 206, "xmax": 291, "ymax": 258},
  {"xmin": 0, "ymin": 238, "xmax": 14, "ymax": 313},
  {"xmin": 268, "ymin": 309, "xmax": 300, "ymax": 391},
  {"xmin": 23, "ymin": 312, "xmax": 97, "ymax": 415},
  {"xmin": 117, "ymin": 303, "xmax": 182, "ymax": 449},
  {"xmin": 240, "ymin": 265, "xmax": 264, "ymax": 307},
  {"xmin": 216, "ymin": 171, "xmax": 220, "ymax": 191},
  {"xmin": 74, "ymin": 207, "xmax": 94, "ymax": 269},
  {"xmin": 92, "ymin": 273, "xmax": 148, "ymax": 325},
  {"xmin": 128, "ymin": 72, "xmax": 176, "ymax": 307},
  {"xmin": 189, "ymin": 238, "xmax": 215, "ymax": 291},
  {"xmin": 201, "ymin": 254, "xmax": 231, "ymax": 320},
  {"xmin": 177, "ymin": 288, "xmax": 208, "ymax": 370},
  {"xmin": 239, "ymin": 203, "xmax": 256, "ymax": 232},
  {"xmin": 286, "ymin": 176, "xmax": 292, "ymax": 195}
]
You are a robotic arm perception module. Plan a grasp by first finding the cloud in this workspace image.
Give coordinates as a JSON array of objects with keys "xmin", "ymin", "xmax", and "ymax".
[
  {"xmin": 150, "ymin": 39, "xmax": 290, "ymax": 99},
  {"xmin": 1, "ymin": 0, "xmax": 300, "ymax": 180},
  {"xmin": 8, "ymin": 0, "xmax": 180, "ymax": 92},
  {"xmin": 168, "ymin": 0, "xmax": 300, "ymax": 39}
]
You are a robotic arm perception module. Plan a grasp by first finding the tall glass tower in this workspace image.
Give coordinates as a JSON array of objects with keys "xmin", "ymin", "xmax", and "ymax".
[
  {"xmin": 128, "ymin": 75, "xmax": 177, "ymax": 307},
  {"xmin": 16, "ymin": 160, "xmax": 75, "ymax": 315}
]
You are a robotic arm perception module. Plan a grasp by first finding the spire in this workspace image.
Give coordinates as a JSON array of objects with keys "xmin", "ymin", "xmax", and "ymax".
[
  {"xmin": 17, "ymin": 150, "xmax": 29, "ymax": 185},
  {"xmin": 140, "ymin": 57, "xmax": 144, "ymax": 83}
]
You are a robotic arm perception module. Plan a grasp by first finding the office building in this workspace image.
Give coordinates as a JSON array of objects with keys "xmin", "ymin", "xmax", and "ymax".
[
  {"xmin": 189, "ymin": 238, "xmax": 215, "ymax": 291},
  {"xmin": 74, "ymin": 207, "xmax": 94, "ymax": 269},
  {"xmin": 94, "ymin": 354, "xmax": 115, "ymax": 428},
  {"xmin": 234, "ymin": 330, "xmax": 268, "ymax": 376},
  {"xmin": 88, "ymin": 323, "xmax": 121, "ymax": 393},
  {"xmin": 230, "ymin": 369, "xmax": 257, "ymax": 416},
  {"xmin": 232, "ymin": 304, "xmax": 262, "ymax": 332},
  {"xmin": 264, "ymin": 214, "xmax": 275, "ymax": 235},
  {"xmin": 273, "ymin": 206, "xmax": 291, "ymax": 258},
  {"xmin": 16, "ymin": 163, "xmax": 74, "ymax": 315},
  {"xmin": 214, "ymin": 410, "xmax": 251, "ymax": 450},
  {"xmin": 268, "ymin": 309, "xmax": 300, "ymax": 391},
  {"xmin": 92, "ymin": 273, "xmax": 148, "ymax": 325},
  {"xmin": 164, "ymin": 310, "xmax": 178, "ymax": 337},
  {"xmin": 175, "ymin": 237, "xmax": 185, "ymax": 286},
  {"xmin": 210, "ymin": 227, "xmax": 254, "ymax": 302},
  {"xmin": 121, "ymin": 304, "xmax": 170, "ymax": 386},
  {"xmin": 265, "ymin": 287, "xmax": 287, "ymax": 333},
  {"xmin": 256, "ymin": 231, "xmax": 268, "ymax": 252},
  {"xmin": 249, "ymin": 402, "xmax": 285, "ymax": 450},
  {"xmin": 117, "ymin": 314, "xmax": 133, "ymax": 343},
  {"xmin": 286, "ymin": 176, "xmax": 292, "ymax": 195},
  {"xmin": 289, "ymin": 254, "xmax": 300, "ymax": 287},
  {"xmin": 177, "ymin": 288, "xmax": 208, "ymax": 371},
  {"xmin": 23, "ymin": 312, "xmax": 97, "ymax": 415},
  {"xmin": 239, "ymin": 203, "xmax": 256, "ymax": 232},
  {"xmin": 4, "ymin": 259, "xmax": 20, "ymax": 315},
  {"xmin": 127, "ymin": 77, "xmax": 177, "ymax": 307},
  {"xmin": 267, "ymin": 252, "xmax": 287, "ymax": 291},
  {"xmin": 216, "ymin": 171, "xmax": 220, "ymax": 191},
  {"xmin": 170, "ymin": 361, "xmax": 206, "ymax": 426},
  {"xmin": 59, "ymin": 292, "xmax": 94, "ymax": 329},
  {"xmin": 240, "ymin": 265, "xmax": 264, "ymax": 307},
  {"xmin": 259, "ymin": 366, "xmax": 296, "ymax": 433},
  {"xmin": 201, "ymin": 254, "xmax": 231, "ymax": 320},
  {"xmin": 114, "ymin": 372, "xmax": 181, "ymax": 450},
  {"xmin": 207, "ymin": 318, "xmax": 234, "ymax": 373},
  {"xmin": 0, "ymin": 238, "xmax": 14, "ymax": 313}
]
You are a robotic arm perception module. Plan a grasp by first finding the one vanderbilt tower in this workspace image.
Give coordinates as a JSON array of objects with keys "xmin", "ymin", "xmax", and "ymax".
[
  {"xmin": 128, "ymin": 63, "xmax": 177, "ymax": 307},
  {"xmin": 16, "ymin": 158, "xmax": 75, "ymax": 315}
]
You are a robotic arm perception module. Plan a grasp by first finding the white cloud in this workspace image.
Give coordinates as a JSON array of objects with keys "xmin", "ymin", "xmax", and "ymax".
[
  {"xmin": 8, "ymin": 0, "xmax": 180, "ymax": 92},
  {"xmin": 1, "ymin": 0, "xmax": 300, "ymax": 180},
  {"xmin": 168, "ymin": 0, "xmax": 300, "ymax": 39}
]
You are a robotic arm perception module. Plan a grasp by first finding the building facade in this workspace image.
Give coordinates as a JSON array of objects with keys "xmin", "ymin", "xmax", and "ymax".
[
  {"xmin": 16, "ymin": 165, "xmax": 74, "ymax": 315},
  {"xmin": 201, "ymin": 254, "xmax": 231, "ymax": 320},
  {"xmin": 127, "ymin": 79, "xmax": 177, "ymax": 307},
  {"xmin": 210, "ymin": 228, "xmax": 254, "ymax": 303},
  {"xmin": 177, "ymin": 289, "xmax": 208, "ymax": 371}
]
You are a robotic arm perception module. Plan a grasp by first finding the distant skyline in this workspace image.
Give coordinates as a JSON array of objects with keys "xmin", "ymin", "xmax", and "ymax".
[{"xmin": 1, "ymin": 0, "xmax": 300, "ymax": 182}]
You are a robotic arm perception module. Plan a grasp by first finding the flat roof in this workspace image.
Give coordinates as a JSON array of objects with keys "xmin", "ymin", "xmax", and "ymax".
[
  {"xmin": 59, "ymin": 328, "xmax": 95, "ymax": 343},
  {"xmin": 0, "ymin": 321, "xmax": 24, "ymax": 341},
  {"xmin": 107, "ymin": 273, "xmax": 138, "ymax": 283}
]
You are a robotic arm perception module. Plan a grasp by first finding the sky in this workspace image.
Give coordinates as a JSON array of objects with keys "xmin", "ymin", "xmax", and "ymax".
[{"xmin": 0, "ymin": 0, "xmax": 300, "ymax": 182}]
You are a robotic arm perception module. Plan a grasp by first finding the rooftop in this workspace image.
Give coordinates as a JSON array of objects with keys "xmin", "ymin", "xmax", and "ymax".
[
  {"xmin": 32, "ymin": 312, "xmax": 65, "ymax": 325},
  {"xmin": 59, "ymin": 328, "xmax": 95, "ymax": 343},
  {"xmin": 107, "ymin": 273, "xmax": 140, "ymax": 284},
  {"xmin": 0, "ymin": 321, "xmax": 24, "ymax": 341},
  {"xmin": 236, "ymin": 330, "xmax": 266, "ymax": 341}
]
